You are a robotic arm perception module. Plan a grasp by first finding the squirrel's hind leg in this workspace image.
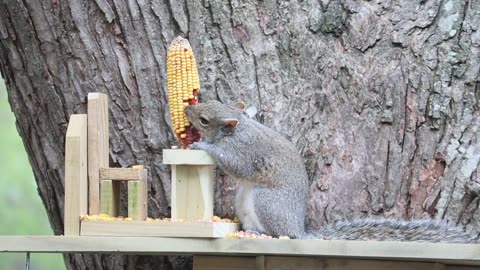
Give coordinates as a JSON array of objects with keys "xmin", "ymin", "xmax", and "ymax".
[
  {"xmin": 235, "ymin": 182, "xmax": 267, "ymax": 234},
  {"xmin": 253, "ymin": 187, "xmax": 306, "ymax": 239}
]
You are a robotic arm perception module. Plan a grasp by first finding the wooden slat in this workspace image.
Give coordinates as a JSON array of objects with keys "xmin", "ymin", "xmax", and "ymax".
[
  {"xmin": 1, "ymin": 237, "xmax": 480, "ymax": 266},
  {"xmin": 80, "ymin": 221, "xmax": 239, "ymax": 238},
  {"xmin": 163, "ymin": 149, "xmax": 215, "ymax": 165},
  {"xmin": 87, "ymin": 92, "xmax": 110, "ymax": 215},
  {"xmin": 171, "ymin": 165, "xmax": 214, "ymax": 221},
  {"xmin": 100, "ymin": 180, "xmax": 117, "ymax": 216},
  {"xmin": 127, "ymin": 170, "xmax": 148, "ymax": 220},
  {"xmin": 64, "ymin": 114, "xmax": 88, "ymax": 236},
  {"xmin": 193, "ymin": 256, "xmax": 257, "ymax": 270},
  {"xmin": 100, "ymin": 168, "xmax": 143, "ymax": 180}
]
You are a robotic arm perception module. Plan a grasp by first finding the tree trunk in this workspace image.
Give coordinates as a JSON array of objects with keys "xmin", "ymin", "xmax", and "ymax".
[{"xmin": 1, "ymin": 0, "xmax": 479, "ymax": 269}]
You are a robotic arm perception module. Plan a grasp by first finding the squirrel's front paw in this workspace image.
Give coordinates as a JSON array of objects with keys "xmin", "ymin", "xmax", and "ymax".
[{"xmin": 189, "ymin": 141, "xmax": 209, "ymax": 150}]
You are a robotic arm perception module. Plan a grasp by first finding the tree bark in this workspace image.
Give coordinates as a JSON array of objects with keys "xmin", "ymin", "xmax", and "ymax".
[{"xmin": 1, "ymin": 0, "xmax": 479, "ymax": 269}]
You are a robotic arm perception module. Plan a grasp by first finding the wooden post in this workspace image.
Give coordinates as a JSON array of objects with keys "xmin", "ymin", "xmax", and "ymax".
[
  {"xmin": 163, "ymin": 149, "xmax": 215, "ymax": 221},
  {"xmin": 64, "ymin": 114, "xmax": 88, "ymax": 236},
  {"xmin": 127, "ymin": 169, "xmax": 148, "ymax": 220},
  {"xmin": 87, "ymin": 93, "xmax": 115, "ymax": 215},
  {"xmin": 99, "ymin": 180, "xmax": 117, "ymax": 216}
]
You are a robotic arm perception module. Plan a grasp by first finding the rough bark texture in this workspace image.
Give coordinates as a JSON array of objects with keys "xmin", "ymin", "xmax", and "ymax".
[{"xmin": 0, "ymin": 0, "xmax": 479, "ymax": 269}]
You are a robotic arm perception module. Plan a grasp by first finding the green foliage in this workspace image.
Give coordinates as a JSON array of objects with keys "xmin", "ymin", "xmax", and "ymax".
[{"xmin": 0, "ymin": 79, "xmax": 65, "ymax": 269}]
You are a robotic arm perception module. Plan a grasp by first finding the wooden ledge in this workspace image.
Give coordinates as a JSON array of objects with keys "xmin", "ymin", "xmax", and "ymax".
[
  {"xmin": 163, "ymin": 149, "xmax": 215, "ymax": 165},
  {"xmin": 0, "ymin": 236, "xmax": 479, "ymax": 266},
  {"xmin": 80, "ymin": 221, "xmax": 239, "ymax": 238}
]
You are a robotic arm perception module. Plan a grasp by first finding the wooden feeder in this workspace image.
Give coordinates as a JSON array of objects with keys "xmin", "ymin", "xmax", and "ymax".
[{"xmin": 63, "ymin": 93, "xmax": 239, "ymax": 238}]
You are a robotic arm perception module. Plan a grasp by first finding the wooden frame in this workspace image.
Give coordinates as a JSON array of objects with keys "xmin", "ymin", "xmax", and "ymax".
[{"xmin": 62, "ymin": 92, "xmax": 238, "ymax": 238}]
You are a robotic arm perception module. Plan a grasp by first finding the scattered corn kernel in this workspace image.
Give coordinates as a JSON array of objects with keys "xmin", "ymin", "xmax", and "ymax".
[
  {"xmin": 226, "ymin": 230, "xmax": 274, "ymax": 239},
  {"xmin": 132, "ymin": 165, "xmax": 144, "ymax": 170},
  {"xmin": 80, "ymin": 215, "xmax": 240, "ymax": 225}
]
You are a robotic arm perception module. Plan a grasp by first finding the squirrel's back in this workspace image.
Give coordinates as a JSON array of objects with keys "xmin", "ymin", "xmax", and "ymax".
[{"xmin": 311, "ymin": 218, "xmax": 479, "ymax": 243}]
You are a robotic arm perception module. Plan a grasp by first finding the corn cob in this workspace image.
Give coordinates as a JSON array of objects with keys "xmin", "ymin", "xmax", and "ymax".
[{"xmin": 167, "ymin": 36, "xmax": 201, "ymax": 148}]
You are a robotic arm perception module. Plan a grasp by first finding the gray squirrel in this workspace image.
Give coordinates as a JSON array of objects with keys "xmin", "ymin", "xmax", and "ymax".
[{"xmin": 184, "ymin": 100, "xmax": 479, "ymax": 243}]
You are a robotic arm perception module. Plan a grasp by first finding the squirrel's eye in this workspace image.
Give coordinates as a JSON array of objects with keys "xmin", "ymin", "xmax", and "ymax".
[{"xmin": 199, "ymin": 116, "xmax": 209, "ymax": 126}]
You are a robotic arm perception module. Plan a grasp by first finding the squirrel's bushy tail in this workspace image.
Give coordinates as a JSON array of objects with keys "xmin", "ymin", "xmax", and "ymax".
[{"xmin": 304, "ymin": 218, "xmax": 479, "ymax": 243}]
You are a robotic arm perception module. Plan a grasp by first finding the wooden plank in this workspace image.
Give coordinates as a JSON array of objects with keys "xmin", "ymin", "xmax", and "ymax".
[
  {"xmin": 127, "ymin": 170, "xmax": 148, "ymax": 220},
  {"xmin": 264, "ymin": 256, "xmax": 447, "ymax": 270},
  {"xmin": 100, "ymin": 180, "xmax": 117, "ymax": 216},
  {"xmin": 171, "ymin": 165, "xmax": 213, "ymax": 221},
  {"xmin": 100, "ymin": 167, "xmax": 143, "ymax": 180},
  {"xmin": 193, "ymin": 256, "xmax": 257, "ymax": 270},
  {"xmin": 64, "ymin": 114, "xmax": 88, "ymax": 236},
  {"xmin": 87, "ymin": 92, "xmax": 110, "ymax": 215},
  {"xmin": 163, "ymin": 149, "xmax": 215, "ymax": 165},
  {"xmin": 198, "ymin": 166, "xmax": 214, "ymax": 219},
  {"xmin": 1, "ymin": 237, "xmax": 480, "ymax": 266},
  {"xmin": 80, "ymin": 221, "xmax": 239, "ymax": 238},
  {"xmin": 446, "ymin": 265, "xmax": 478, "ymax": 270}
]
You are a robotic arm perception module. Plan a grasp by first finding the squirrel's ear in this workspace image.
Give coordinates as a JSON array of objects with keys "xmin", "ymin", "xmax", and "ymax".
[
  {"xmin": 223, "ymin": 119, "xmax": 238, "ymax": 128},
  {"xmin": 222, "ymin": 118, "xmax": 238, "ymax": 135},
  {"xmin": 233, "ymin": 100, "xmax": 246, "ymax": 111}
]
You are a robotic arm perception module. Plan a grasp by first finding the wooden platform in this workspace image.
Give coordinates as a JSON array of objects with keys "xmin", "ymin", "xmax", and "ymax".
[
  {"xmin": 1, "ymin": 236, "xmax": 479, "ymax": 266},
  {"xmin": 80, "ymin": 221, "xmax": 239, "ymax": 238}
]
